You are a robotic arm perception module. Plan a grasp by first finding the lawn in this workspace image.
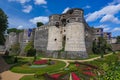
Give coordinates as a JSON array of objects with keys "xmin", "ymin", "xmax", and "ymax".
[
  {"xmin": 20, "ymin": 75, "xmax": 45, "ymax": 80},
  {"xmin": 10, "ymin": 60, "xmax": 66, "ymax": 74}
]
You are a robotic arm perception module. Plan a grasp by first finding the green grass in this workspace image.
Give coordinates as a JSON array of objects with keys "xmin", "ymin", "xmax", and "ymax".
[
  {"xmin": 20, "ymin": 75, "xmax": 45, "ymax": 80},
  {"xmin": 10, "ymin": 60, "xmax": 66, "ymax": 74}
]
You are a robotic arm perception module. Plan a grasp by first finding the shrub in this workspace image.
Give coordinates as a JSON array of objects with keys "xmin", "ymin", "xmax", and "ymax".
[
  {"xmin": 4, "ymin": 50, "xmax": 9, "ymax": 56},
  {"xmin": 14, "ymin": 56, "xmax": 18, "ymax": 63},
  {"xmin": 24, "ymin": 41, "xmax": 36, "ymax": 57},
  {"xmin": 69, "ymin": 66, "xmax": 77, "ymax": 72},
  {"xmin": 27, "ymin": 48, "xmax": 36, "ymax": 57}
]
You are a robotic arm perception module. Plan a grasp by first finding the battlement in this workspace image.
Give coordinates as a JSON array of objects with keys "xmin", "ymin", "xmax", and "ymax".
[
  {"xmin": 49, "ymin": 8, "xmax": 84, "ymax": 26},
  {"xmin": 36, "ymin": 25, "xmax": 49, "ymax": 31}
]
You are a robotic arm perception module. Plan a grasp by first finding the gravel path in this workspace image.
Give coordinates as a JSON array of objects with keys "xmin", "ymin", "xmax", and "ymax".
[{"xmin": 1, "ymin": 71, "xmax": 33, "ymax": 80}]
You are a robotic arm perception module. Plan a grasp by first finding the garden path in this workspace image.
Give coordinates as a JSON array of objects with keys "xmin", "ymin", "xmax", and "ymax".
[{"xmin": 41, "ymin": 53, "xmax": 113, "ymax": 67}]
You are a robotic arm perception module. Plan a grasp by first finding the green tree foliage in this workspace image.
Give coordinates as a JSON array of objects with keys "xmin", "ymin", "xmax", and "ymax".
[
  {"xmin": 7, "ymin": 28, "xmax": 23, "ymax": 34},
  {"xmin": 0, "ymin": 8, "xmax": 8, "ymax": 45},
  {"xmin": 24, "ymin": 41, "xmax": 36, "ymax": 56},
  {"xmin": 116, "ymin": 36, "xmax": 120, "ymax": 44},
  {"xmin": 92, "ymin": 37, "xmax": 112, "ymax": 57},
  {"xmin": 11, "ymin": 43, "xmax": 20, "ymax": 54},
  {"xmin": 37, "ymin": 22, "xmax": 44, "ymax": 27}
]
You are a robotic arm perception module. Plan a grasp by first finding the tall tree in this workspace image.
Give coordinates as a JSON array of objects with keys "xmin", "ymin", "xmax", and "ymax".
[
  {"xmin": 116, "ymin": 36, "xmax": 120, "ymax": 44},
  {"xmin": 92, "ymin": 37, "xmax": 112, "ymax": 58},
  {"xmin": 0, "ymin": 8, "xmax": 8, "ymax": 45},
  {"xmin": 37, "ymin": 22, "xmax": 44, "ymax": 27}
]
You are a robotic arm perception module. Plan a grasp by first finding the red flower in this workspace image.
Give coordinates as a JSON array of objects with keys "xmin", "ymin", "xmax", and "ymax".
[
  {"xmin": 83, "ymin": 67, "xmax": 92, "ymax": 70},
  {"xmin": 83, "ymin": 71, "xmax": 96, "ymax": 76},
  {"xmin": 51, "ymin": 73, "xmax": 61, "ymax": 79},
  {"xmin": 34, "ymin": 60, "xmax": 47, "ymax": 65},
  {"xmin": 72, "ymin": 72, "xmax": 81, "ymax": 80},
  {"xmin": 75, "ymin": 64, "xmax": 80, "ymax": 67}
]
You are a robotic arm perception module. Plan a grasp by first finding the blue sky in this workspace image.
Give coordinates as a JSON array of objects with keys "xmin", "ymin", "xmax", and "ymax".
[{"xmin": 0, "ymin": 0, "xmax": 120, "ymax": 36}]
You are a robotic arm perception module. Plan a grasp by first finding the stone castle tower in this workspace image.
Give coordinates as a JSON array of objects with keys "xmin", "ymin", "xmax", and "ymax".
[{"xmin": 34, "ymin": 8, "xmax": 93, "ymax": 59}]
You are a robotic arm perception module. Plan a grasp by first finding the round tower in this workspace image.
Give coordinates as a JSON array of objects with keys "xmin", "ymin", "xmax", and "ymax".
[
  {"xmin": 49, "ymin": 14, "xmax": 61, "ymax": 27},
  {"xmin": 66, "ymin": 8, "xmax": 84, "ymax": 23}
]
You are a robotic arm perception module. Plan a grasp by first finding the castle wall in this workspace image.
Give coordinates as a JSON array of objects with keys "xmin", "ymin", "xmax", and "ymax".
[
  {"xmin": 6, "ymin": 32, "xmax": 18, "ymax": 50},
  {"xmin": 65, "ymin": 22, "xmax": 86, "ymax": 52},
  {"xmin": 34, "ymin": 26, "xmax": 48, "ymax": 51},
  {"xmin": 84, "ymin": 23, "xmax": 94, "ymax": 54},
  {"xmin": 47, "ymin": 26, "xmax": 63, "ymax": 50}
]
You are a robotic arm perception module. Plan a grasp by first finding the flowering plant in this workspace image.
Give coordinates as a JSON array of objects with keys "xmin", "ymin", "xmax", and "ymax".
[
  {"xmin": 34, "ymin": 60, "xmax": 47, "ymax": 65},
  {"xmin": 72, "ymin": 72, "xmax": 81, "ymax": 80},
  {"xmin": 50, "ymin": 73, "xmax": 62, "ymax": 79},
  {"xmin": 83, "ymin": 71, "xmax": 96, "ymax": 76}
]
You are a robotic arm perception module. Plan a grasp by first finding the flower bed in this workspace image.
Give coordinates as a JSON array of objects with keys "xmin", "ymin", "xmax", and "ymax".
[
  {"xmin": 50, "ymin": 73, "xmax": 62, "ymax": 79},
  {"xmin": 71, "ymin": 72, "xmax": 81, "ymax": 80},
  {"xmin": 83, "ymin": 71, "xmax": 96, "ymax": 76},
  {"xmin": 34, "ymin": 60, "xmax": 48, "ymax": 65}
]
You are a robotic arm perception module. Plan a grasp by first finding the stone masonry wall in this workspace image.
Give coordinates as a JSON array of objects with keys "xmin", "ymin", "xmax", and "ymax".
[
  {"xmin": 34, "ymin": 26, "xmax": 48, "ymax": 51},
  {"xmin": 47, "ymin": 26, "xmax": 63, "ymax": 50}
]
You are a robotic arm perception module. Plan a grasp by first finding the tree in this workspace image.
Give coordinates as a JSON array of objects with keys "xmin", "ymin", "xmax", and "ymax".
[
  {"xmin": 92, "ymin": 37, "xmax": 112, "ymax": 58},
  {"xmin": 24, "ymin": 41, "xmax": 36, "ymax": 56},
  {"xmin": 116, "ymin": 36, "xmax": 120, "ymax": 44},
  {"xmin": 0, "ymin": 8, "xmax": 8, "ymax": 45},
  {"xmin": 37, "ymin": 22, "xmax": 44, "ymax": 27},
  {"xmin": 7, "ymin": 28, "xmax": 23, "ymax": 34},
  {"xmin": 11, "ymin": 43, "xmax": 20, "ymax": 54}
]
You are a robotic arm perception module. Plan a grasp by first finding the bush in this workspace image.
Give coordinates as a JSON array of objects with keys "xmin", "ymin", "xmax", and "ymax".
[
  {"xmin": 4, "ymin": 50, "xmax": 9, "ymax": 56},
  {"xmin": 14, "ymin": 56, "xmax": 18, "ymax": 63},
  {"xmin": 24, "ymin": 41, "xmax": 36, "ymax": 57},
  {"xmin": 27, "ymin": 48, "xmax": 36, "ymax": 57}
]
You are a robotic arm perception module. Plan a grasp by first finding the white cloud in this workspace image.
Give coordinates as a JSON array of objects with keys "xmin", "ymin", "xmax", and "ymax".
[
  {"xmin": 22, "ymin": 5, "xmax": 32, "ymax": 13},
  {"xmin": 62, "ymin": 7, "xmax": 70, "ymax": 13},
  {"xmin": 100, "ymin": 15, "xmax": 120, "ymax": 24},
  {"xmin": 8, "ymin": 0, "xmax": 30, "ymax": 4},
  {"xmin": 83, "ymin": 5, "xmax": 91, "ymax": 9},
  {"xmin": 29, "ymin": 16, "xmax": 49, "ymax": 24},
  {"xmin": 95, "ymin": 24, "xmax": 110, "ymax": 31},
  {"xmin": 17, "ymin": 25, "xmax": 24, "ymax": 29},
  {"xmin": 86, "ymin": 4, "xmax": 120, "ymax": 23},
  {"xmin": 34, "ymin": 0, "xmax": 47, "ymax": 5},
  {"xmin": 112, "ymin": 27, "xmax": 120, "ymax": 32}
]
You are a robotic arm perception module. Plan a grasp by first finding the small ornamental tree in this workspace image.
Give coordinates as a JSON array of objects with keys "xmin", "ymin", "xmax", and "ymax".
[
  {"xmin": 24, "ymin": 41, "xmax": 36, "ymax": 56},
  {"xmin": 11, "ymin": 43, "xmax": 20, "ymax": 54}
]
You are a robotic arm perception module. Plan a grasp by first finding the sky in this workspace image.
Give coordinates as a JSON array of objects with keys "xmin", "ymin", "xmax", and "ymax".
[{"xmin": 0, "ymin": 0, "xmax": 120, "ymax": 36}]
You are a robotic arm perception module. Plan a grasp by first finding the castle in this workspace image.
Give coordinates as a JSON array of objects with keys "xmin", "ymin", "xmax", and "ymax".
[{"xmin": 5, "ymin": 8, "xmax": 112, "ymax": 59}]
